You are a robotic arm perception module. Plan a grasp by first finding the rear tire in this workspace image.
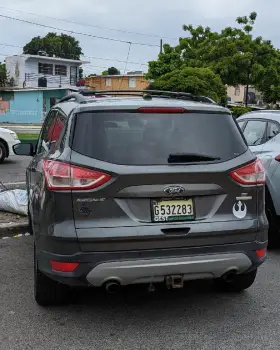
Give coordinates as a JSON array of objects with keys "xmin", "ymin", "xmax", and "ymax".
[
  {"xmin": 214, "ymin": 269, "xmax": 257, "ymax": 293},
  {"xmin": 266, "ymin": 189, "xmax": 280, "ymax": 249},
  {"xmin": 0, "ymin": 142, "xmax": 7, "ymax": 163},
  {"xmin": 34, "ymin": 243, "xmax": 71, "ymax": 306}
]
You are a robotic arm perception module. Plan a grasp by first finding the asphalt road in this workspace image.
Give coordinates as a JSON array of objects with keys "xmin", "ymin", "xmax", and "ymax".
[
  {"xmin": 0, "ymin": 155, "xmax": 31, "ymax": 184},
  {"xmin": 1, "ymin": 236, "xmax": 280, "ymax": 350}
]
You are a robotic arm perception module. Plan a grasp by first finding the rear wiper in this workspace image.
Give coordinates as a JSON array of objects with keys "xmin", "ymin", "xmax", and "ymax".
[{"xmin": 168, "ymin": 153, "xmax": 221, "ymax": 163}]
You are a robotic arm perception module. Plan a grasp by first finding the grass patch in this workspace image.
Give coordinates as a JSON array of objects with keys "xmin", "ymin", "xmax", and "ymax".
[{"xmin": 17, "ymin": 133, "xmax": 39, "ymax": 140}]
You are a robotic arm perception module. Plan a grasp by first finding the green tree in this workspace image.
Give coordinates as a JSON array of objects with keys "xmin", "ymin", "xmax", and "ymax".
[
  {"xmin": 147, "ymin": 12, "xmax": 280, "ymax": 103},
  {"xmin": 23, "ymin": 32, "xmax": 83, "ymax": 60},
  {"xmin": 102, "ymin": 67, "xmax": 120, "ymax": 75},
  {"xmin": 148, "ymin": 67, "xmax": 227, "ymax": 103}
]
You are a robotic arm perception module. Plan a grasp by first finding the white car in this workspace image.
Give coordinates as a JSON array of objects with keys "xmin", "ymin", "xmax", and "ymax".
[{"xmin": 0, "ymin": 127, "xmax": 21, "ymax": 163}]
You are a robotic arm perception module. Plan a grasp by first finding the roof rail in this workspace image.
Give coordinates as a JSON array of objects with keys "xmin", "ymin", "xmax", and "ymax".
[
  {"xmin": 58, "ymin": 89, "xmax": 217, "ymax": 104},
  {"xmin": 58, "ymin": 93, "xmax": 87, "ymax": 104}
]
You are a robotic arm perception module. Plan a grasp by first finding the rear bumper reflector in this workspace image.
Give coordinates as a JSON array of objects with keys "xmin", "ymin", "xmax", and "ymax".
[
  {"xmin": 256, "ymin": 248, "xmax": 266, "ymax": 259},
  {"xmin": 50, "ymin": 260, "xmax": 80, "ymax": 272}
]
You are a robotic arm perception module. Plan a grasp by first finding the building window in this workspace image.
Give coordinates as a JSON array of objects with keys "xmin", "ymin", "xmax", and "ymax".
[
  {"xmin": 105, "ymin": 78, "xmax": 111, "ymax": 87},
  {"xmin": 55, "ymin": 65, "xmax": 67, "ymax": 76},
  {"xmin": 234, "ymin": 86, "xmax": 240, "ymax": 96},
  {"xmin": 70, "ymin": 66, "xmax": 78, "ymax": 85},
  {"xmin": 38, "ymin": 63, "xmax": 53, "ymax": 75},
  {"xmin": 128, "ymin": 77, "xmax": 136, "ymax": 88}
]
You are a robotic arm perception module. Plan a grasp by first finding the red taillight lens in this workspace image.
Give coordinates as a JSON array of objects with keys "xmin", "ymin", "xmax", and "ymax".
[
  {"xmin": 50, "ymin": 261, "xmax": 80, "ymax": 272},
  {"xmin": 256, "ymin": 248, "xmax": 266, "ymax": 259},
  {"xmin": 43, "ymin": 160, "xmax": 111, "ymax": 190},
  {"xmin": 137, "ymin": 107, "xmax": 186, "ymax": 113},
  {"xmin": 230, "ymin": 159, "xmax": 265, "ymax": 185}
]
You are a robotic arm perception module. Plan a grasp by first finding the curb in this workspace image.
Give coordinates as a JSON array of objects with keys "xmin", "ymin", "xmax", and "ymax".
[
  {"xmin": 0, "ymin": 221, "xmax": 29, "ymax": 238},
  {"xmin": 3, "ymin": 182, "xmax": 26, "ymax": 190}
]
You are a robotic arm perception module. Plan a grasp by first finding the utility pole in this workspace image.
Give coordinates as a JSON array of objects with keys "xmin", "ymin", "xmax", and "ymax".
[
  {"xmin": 160, "ymin": 39, "xmax": 163, "ymax": 54},
  {"xmin": 245, "ymin": 83, "xmax": 249, "ymax": 107}
]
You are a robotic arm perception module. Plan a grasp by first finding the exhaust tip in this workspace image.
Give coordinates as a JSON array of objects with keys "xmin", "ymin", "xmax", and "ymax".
[
  {"xmin": 104, "ymin": 281, "xmax": 121, "ymax": 294},
  {"xmin": 222, "ymin": 269, "xmax": 238, "ymax": 283}
]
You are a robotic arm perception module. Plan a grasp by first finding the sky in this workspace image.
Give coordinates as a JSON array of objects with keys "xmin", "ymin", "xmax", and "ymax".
[{"xmin": 0, "ymin": 0, "xmax": 278, "ymax": 76}]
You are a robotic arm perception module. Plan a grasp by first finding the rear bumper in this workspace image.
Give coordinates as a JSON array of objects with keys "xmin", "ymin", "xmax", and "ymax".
[
  {"xmin": 86, "ymin": 253, "xmax": 252, "ymax": 286},
  {"xmin": 36, "ymin": 241, "xmax": 267, "ymax": 287}
]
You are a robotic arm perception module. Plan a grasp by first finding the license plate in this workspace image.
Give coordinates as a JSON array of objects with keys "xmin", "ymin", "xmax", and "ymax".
[{"xmin": 151, "ymin": 198, "xmax": 195, "ymax": 222}]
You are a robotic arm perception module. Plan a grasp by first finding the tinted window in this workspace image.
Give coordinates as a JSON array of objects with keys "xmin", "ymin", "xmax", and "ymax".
[
  {"xmin": 72, "ymin": 112, "xmax": 247, "ymax": 165},
  {"xmin": 243, "ymin": 120, "xmax": 267, "ymax": 146},
  {"xmin": 50, "ymin": 112, "xmax": 66, "ymax": 143},
  {"xmin": 37, "ymin": 110, "xmax": 57, "ymax": 154},
  {"xmin": 38, "ymin": 63, "xmax": 53, "ymax": 75},
  {"xmin": 55, "ymin": 65, "xmax": 67, "ymax": 76},
  {"xmin": 267, "ymin": 121, "xmax": 280, "ymax": 140}
]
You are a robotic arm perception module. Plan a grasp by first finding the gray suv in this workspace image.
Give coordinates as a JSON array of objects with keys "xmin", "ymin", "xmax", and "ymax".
[{"xmin": 14, "ymin": 90, "xmax": 268, "ymax": 306}]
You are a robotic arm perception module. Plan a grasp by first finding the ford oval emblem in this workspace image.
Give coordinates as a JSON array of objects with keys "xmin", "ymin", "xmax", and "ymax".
[{"xmin": 164, "ymin": 186, "xmax": 185, "ymax": 195}]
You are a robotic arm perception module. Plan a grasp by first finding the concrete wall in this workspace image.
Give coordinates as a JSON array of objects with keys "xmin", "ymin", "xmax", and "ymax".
[
  {"xmin": 25, "ymin": 58, "xmax": 79, "ymax": 89},
  {"xmin": 227, "ymin": 85, "xmax": 246, "ymax": 103},
  {"xmin": 5, "ymin": 56, "xmax": 27, "ymax": 87},
  {"xmin": 0, "ymin": 89, "xmax": 68, "ymax": 123},
  {"xmin": 0, "ymin": 90, "xmax": 43, "ymax": 123}
]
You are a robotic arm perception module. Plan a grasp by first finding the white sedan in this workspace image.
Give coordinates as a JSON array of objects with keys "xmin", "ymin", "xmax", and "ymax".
[{"xmin": 0, "ymin": 127, "xmax": 21, "ymax": 163}]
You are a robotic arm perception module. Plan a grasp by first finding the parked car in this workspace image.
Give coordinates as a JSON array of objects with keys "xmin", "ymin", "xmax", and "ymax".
[
  {"xmin": 14, "ymin": 90, "xmax": 268, "ymax": 306},
  {"xmin": 237, "ymin": 110, "xmax": 280, "ymax": 248},
  {"xmin": 0, "ymin": 127, "xmax": 21, "ymax": 163}
]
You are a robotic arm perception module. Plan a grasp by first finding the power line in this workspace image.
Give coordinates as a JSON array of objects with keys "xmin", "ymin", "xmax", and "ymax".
[
  {"xmin": 0, "ymin": 43, "xmax": 22, "ymax": 48},
  {"xmin": 0, "ymin": 5, "xmax": 176, "ymax": 40},
  {"xmin": 0, "ymin": 14, "xmax": 160, "ymax": 48},
  {"xmin": 84, "ymin": 55, "xmax": 148, "ymax": 66},
  {"xmin": 0, "ymin": 42, "xmax": 149, "ymax": 66}
]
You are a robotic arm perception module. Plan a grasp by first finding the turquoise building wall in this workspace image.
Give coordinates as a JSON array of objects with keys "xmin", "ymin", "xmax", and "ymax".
[{"xmin": 0, "ymin": 89, "xmax": 68, "ymax": 123}]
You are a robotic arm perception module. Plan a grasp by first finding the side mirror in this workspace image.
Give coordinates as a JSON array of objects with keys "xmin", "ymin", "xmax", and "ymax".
[{"xmin": 13, "ymin": 143, "xmax": 34, "ymax": 156}]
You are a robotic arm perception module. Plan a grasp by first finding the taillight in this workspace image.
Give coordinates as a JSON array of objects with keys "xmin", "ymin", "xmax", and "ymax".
[
  {"xmin": 137, "ymin": 107, "xmax": 186, "ymax": 113},
  {"xmin": 43, "ymin": 160, "xmax": 111, "ymax": 190},
  {"xmin": 230, "ymin": 159, "xmax": 265, "ymax": 185}
]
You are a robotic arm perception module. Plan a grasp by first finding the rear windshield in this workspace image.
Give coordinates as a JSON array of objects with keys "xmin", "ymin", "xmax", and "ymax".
[{"xmin": 72, "ymin": 112, "xmax": 247, "ymax": 165}]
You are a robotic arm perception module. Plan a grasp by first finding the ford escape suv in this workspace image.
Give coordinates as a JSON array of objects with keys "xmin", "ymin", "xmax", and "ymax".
[{"xmin": 13, "ymin": 90, "xmax": 268, "ymax": 306}]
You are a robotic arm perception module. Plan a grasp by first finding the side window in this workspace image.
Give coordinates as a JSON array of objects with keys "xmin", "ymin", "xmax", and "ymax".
[
  {"xmin": 267, "ymin": 121, "xmax": 280, "ymax": 140},
  {"xmin": 51, "ymin": 111, "xmax": 67, "ymax": 150},
  {"xmin": 237, "ymin": 120, "xmax": 246, "ymax": 130},
  {"xmin": 37, "ymin": 110, "xmax": 57, "ymax": 154},
  {"xmin": 243, "ymin": 120, "xmax": 267, "ymax": 146}
]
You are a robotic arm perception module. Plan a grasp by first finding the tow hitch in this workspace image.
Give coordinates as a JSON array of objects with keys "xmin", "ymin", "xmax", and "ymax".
[{"xmin": 165, "ymin": 275, "xmax": 184, "ymax": 289}]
